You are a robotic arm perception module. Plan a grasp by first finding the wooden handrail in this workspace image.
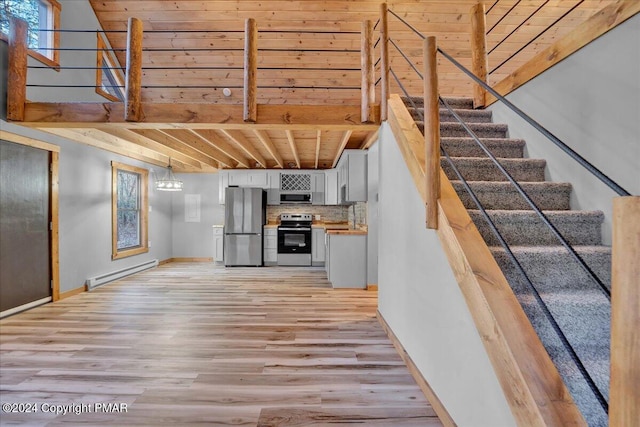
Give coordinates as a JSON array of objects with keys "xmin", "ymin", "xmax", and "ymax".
[
  {"xmin": 470, "ymin": 3, "xmax": 488, "ymax": 109},
  {"xmin": 379, "ymin": 3, "xmax": 390, "ymax": 121},
  {"xmin": 7, "ymin": 16, "xmax": 28, "ymax": 122},
  {"xmin": 423, "ymin": 36, "xmax": 440, "ymax": 229},
  {"xmin": 125, "ymin": 17, "xmax": 143, "ymax": 122},
  {"xmin": 361, "ymin": 19, "xmax": 375, "ymax": 123},
  {"xmin": 610, "ymin": 196, "xmax": 640, "ymax": 427},
  {"xmin": 243, "ymin": 18, "xmax": 258, "ymax": 123}
]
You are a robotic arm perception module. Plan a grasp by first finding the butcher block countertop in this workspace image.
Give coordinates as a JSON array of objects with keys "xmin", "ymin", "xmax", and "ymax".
[{"xmin": 325, "ymin": 228, "xmax": 367, "ymax": 235}]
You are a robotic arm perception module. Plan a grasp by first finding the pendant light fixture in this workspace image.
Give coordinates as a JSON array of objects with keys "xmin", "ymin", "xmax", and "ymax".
[{"xmin": 155, "ymin": 158, "xmax": 183, "ymax": 191}]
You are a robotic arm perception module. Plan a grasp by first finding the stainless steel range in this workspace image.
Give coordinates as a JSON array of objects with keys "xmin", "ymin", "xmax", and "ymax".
[{"xmin": 277, "ymin": 213, "xmax": 312, "ymax": 266}]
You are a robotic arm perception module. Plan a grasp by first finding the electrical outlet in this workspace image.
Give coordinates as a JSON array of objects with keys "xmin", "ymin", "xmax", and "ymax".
[
  {"xmin": 148, "ymin": 241, "xmax": 151, "ymax": 248},
  {"xmin": 149, "ymin": 205, "xmax": 153, "ymax": 212}
]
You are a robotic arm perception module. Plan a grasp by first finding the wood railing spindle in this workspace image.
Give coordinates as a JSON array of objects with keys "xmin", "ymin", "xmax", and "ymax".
[
  {"xmin": 423, "ymin": 36, "xmax": 440, "ymax": 229},
  {"xmin": 379, "ymin": 3, "xmax": 390, "ymax": 121},
  {"xmin": 125, "ymin": 17, "xmax": 144, "ymax": 122},
  {"xmin": 470, "ymin": 3, "xmax": 489, "ymax": 109},
  {"xmin": 244, "ymin": 18, "xmax": 258, "ymax": 123},
  {"xmin": 7, "ymin": 17, "xmax": 28, "ymax": 122},
  {"xmin": 361, "ymin": 19, "xmax": 374, "ymax": 123}
]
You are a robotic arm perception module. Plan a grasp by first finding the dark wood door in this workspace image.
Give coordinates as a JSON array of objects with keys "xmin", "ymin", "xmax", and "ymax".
[{"xmin": 0, "ymin": 140, "xmax": 51, "ymax": 314}]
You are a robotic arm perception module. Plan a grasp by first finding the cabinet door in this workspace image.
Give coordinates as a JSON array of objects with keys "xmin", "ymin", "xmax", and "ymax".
[
  {"xmin": 312, "ymin": 228, "xmax": 326, "ymax": 263},
  {"xmin": 248, "ymin": 171, "xmax": 268, "ymax": 188},
  {"xmin": 268, "ymin": 171, "xmax": 281, "ymax": 189},
  {"xmin": 213, "ymin": 230, "xmax": 224, "ymax": 262},
  {"xmin": 324, "ymin": 170, "xmax": 338, "ymax": 205},
  {"xmin": 218, "ymin": 171, "xmax": 229, "ymax": 204},
  {"xmin": 311, "ymin": 172, "xmax": 325, "ymax": 205},
  {"xmin": 228, "ymin": 171, "xmax": 249, "ymax": 186},
  {"xmin": 347, "ymin": 151, "xmax": 367, "ymax": 202}
]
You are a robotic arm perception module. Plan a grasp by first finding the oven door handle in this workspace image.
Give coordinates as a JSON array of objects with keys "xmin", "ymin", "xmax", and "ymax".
[{"xmin": 278, "ymin": 227, "xmax": 311, "ymax": 231}]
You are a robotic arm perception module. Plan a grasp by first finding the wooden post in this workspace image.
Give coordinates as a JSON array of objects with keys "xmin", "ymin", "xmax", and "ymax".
[
  {"xmin": 125, "ymin": 17, "xmax": 144, "ymax": 122},
  {"xmin": 379, "ymin": 3, "xmax": 390, "ymax": 121},
  {"xmin": 244, "ymin": 18, "xmax": 258, "ymax": 123},
  {"xmin": 610, "ymin": 196, "xmax": 640, "ymax": 427},
  {"xmin": 361, "ymin": 19, "xmax": 374, "ymax": 123},
  {"xmin": 423, "ymin": 36, "xmax": 440, "ymax": 230},
  {"xmin": 470, "ymin": 3, "xmax": 488, "ymax": 109},
  {"xmin": 7, "ymin": 17, "xmax": 28, "ymax": 121}
]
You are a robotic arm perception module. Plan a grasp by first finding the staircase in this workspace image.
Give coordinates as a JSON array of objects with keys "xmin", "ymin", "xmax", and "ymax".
[{"xmin": 403, "ymin": 96, "xmax": 611, "ymax": 427}]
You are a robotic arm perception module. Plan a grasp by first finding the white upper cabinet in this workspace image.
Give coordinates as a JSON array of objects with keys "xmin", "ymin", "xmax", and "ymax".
[{"xmin": 336, "ymin": 149, "xmax": 367, "ymax": 203}]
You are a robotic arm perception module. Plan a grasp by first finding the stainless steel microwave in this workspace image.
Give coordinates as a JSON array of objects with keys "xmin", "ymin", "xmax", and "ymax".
[{"xmin": 280, "ymin": 193, "xmax": 312, "ymax": 204}]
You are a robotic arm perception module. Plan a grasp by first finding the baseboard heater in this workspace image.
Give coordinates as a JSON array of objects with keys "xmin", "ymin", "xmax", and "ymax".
[{"xmin": 86, "ymin": 259, "xmax": 158, "ymax": 291}]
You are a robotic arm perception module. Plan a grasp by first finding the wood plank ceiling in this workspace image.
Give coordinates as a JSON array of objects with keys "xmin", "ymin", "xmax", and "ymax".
[{"xmin": 43, "ymin": 1, "xmax": 618, "ymax": 171}]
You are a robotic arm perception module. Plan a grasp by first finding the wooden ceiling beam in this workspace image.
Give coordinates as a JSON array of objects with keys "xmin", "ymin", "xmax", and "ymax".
[
  {"xmin": 131, "ymin": 129, "xmax": 219, "ymax": 168},
  {"xmin": 192, "ymin": 129, "xmax": 251, "ymax": 168},
  {"xmin": 218, "ymin": 129, "xmax": 267, "ymax": 168},
  {"xmin": 100, "ymin": 127, "xmax": 203, "ymax": 169},
  {"xmin": 360, "ymin": 129, "xmax": 379, "ymax": 149},
  {"xmin": 162, "ymin": 129, "xmax": 235, "ymax": 168},
  {"xmin": 332, "ymin": 130, "xmax": 353, "ymax": 168},
  {"xmin": 254, "ymin": 130, "xmax": 284, "ymax": 169},
  {"xmin": 20, "ymin": 103, "xmax": 380, "ymax": 129},
  {"xmin": 315, "ymin": 130, "xmax": 321, "ymax": 169},
  {"xmin": 285, "ymin": 130, "xmax": 301, "ymax": 169},
  {"xmin": 39, "ymin": 128, "xmax": 170, "ymax": 169}
]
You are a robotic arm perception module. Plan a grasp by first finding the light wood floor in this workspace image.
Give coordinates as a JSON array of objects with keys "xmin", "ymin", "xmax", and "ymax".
[{"xmin": 0, "ymin": 263, "xmax": 442, "ymax": 426}]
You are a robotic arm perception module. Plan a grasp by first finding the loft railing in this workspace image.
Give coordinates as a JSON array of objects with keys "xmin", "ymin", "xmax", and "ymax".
[
  {"xmin": 380, "ymin": 3, "xmax": 639, "ymax": 426},
  {"xmin": 6, "ymin": 15, "xmax": 379, "ymax": 124}
]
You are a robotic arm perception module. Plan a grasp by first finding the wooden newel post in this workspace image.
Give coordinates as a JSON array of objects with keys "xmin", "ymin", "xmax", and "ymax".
[
  {"xmin": 244, "ymin": 18, "xmax": 258, "ymax": 123},
  {"xmin": 470, "ymin": 3, "xmax": 488, "ymax": 109},
  {"xmin": 361, "ymin": 20, "xmax": 374, "ymax": 123},
  {"xmin": 125, "ymin": 17, "xmax": 144, "ymax": 122},
  {"xmin": 379, "ymin": 3, "xmax": 390, "ymax": 121},
  {"xmin": 610, "ymin": 196, "xmax": 640, "ymax": 427},
  {"xmin": 7, "ymin": 17, "xmax": 28, "ymax": 122},
  {"xmin": 423, "ymin": 36, "xmax": 440, "ymax": 230}
]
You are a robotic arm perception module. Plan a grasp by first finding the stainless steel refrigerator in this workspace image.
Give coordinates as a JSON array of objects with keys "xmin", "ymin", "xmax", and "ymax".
[{"xmin": 224, "ymin": 187, "xmax": 266, "ymax": 266}]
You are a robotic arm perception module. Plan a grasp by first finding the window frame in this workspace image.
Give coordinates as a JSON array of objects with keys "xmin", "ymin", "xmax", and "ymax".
[
  {"xmin": 111, "ymin": 161, "xmax": 149, "ymax": 260},
  {"xmin": 96, "ymin": 32, "xmax": 125, "ymax": 102},
  {"xmin": 0, "ymin": 0, "xmax": 61, "ymax": 68}
]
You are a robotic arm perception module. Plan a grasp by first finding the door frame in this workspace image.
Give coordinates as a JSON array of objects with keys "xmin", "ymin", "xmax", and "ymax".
[{"xmin": 0, "ymin": 130, "xmax": 60, "ymax": 301}]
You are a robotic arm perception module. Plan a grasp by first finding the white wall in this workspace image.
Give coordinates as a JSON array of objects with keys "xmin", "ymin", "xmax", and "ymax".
[
  {"xmin": 377, "ymin": 123, "xmax": 516, "ymax": 426},
  {"xmin": 171, "ymin": 173, "xmax": 224, "ymax": 258},
  {"xmin": 490, "ymin": 15, "xmax": 640, "ymax": 244}
]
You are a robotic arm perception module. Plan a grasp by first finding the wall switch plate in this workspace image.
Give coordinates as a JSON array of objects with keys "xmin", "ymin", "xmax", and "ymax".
[{"xmin": 315, "ymin": 215, "xmax": 321, "ymax": 220}]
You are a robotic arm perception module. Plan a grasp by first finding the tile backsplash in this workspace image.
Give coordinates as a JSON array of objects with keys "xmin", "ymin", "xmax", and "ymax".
[{"xmin": 267, "ymin": 205, "xmax": 348, "ymax": 223}]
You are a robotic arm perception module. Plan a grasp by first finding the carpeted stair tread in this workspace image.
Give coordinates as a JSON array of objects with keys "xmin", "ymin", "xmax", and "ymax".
[
  {"xmin": 490, "ymin": 245, "xmax": 612, "ymax": 292},
  {"xmin": 442, "ymin": 157, "xmax": 546, "ymax": 182},
  {"xmin": 452, "ymin": 181, "xmax": 572, "ymax": 210},
  {"xmin": 441, "ymin": 137, "xmax": 525, "ymax": 158},
  {"xmin": 469, "ymin": 209, "xmax": 604, "ymax": 246},
  {"xmin": 402, "ymin": 96, "xmax": 473, "ymax": 109},
  {"xmin": 417, "ymin": 121, "xmax": 509, "ymax": 138},
  {"xmin": 408, "ymin": 107, "xmax": 493, "ymax": 123}
]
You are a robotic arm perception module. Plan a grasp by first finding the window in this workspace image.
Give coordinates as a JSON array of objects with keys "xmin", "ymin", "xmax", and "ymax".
[
  {"xmin": 96, "ymin": 33, "xmax": 125, "ymax": 101},
  {"xmin": 111, "ymin": 162, "xmax": 148, "ymax": 260},
  {"xmin": 0, "ymin": 0, "xmax": 61, "ymax": 67}
]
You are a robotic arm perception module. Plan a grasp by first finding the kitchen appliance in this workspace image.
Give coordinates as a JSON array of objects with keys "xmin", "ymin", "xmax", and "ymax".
[
  {"xmin": 277, "ymin": 213, "xmax": 312, "ymax": 266},
  {"xmin": 224, "ymin": 187, "xmax": 266, "ymax": 266},
  {"xmin": 280, "ymin": 192, "xmax": 312, "ymax": 204}
]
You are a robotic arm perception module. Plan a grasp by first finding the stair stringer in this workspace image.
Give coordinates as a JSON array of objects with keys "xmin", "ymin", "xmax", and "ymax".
[{"xmin": 387, "ymin": 94, "xmax": 586, "ymax": 427}]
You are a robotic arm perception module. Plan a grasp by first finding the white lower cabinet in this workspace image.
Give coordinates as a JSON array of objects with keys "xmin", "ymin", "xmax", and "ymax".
[
  {"xmin": 212, "ymin": 226, "xmax": 224, "ymax": 262},
  {"xmin": 264, "ymin": 227, "xmax": 278, "ymax": 265},
  {"xmin": 325, "ymin": 233, "xmax": 366, "ymax": 288},
  {"xmin": 311, "ymin": 227, "xmax": 326, "ymax": 265}
]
